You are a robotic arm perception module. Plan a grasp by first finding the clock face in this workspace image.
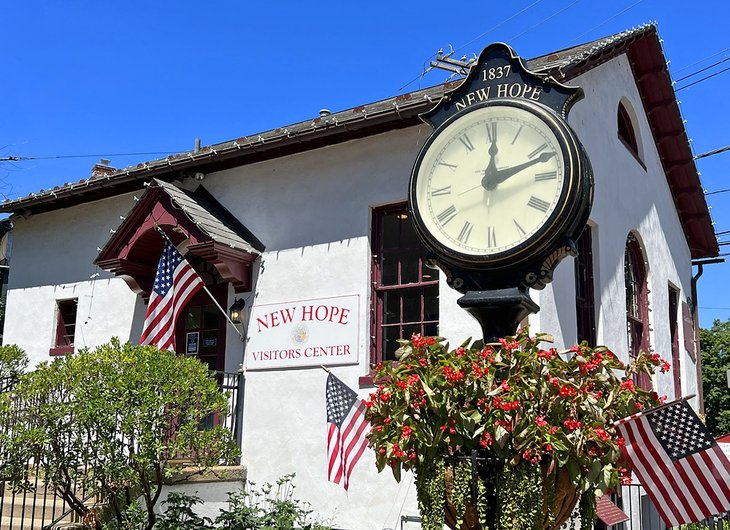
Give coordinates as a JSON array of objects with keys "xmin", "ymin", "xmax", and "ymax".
[{"xmin": 411, "ymin": 101, "xmax": 572, "ymax": 261}]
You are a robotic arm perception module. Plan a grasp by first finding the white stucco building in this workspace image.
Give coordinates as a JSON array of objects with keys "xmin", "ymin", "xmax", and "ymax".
[{"xmin": 0, "ymin": 25, "xmax": 718, "ymax": 529}]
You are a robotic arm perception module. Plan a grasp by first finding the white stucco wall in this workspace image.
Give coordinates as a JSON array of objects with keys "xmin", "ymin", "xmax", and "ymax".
[
  {"xmin": 0, "ymin": 53, "xmax": 701, "ymax": 529},
  {"xmin": 3, "ymin": 193, "xmax": 144, "ymax": 366}
]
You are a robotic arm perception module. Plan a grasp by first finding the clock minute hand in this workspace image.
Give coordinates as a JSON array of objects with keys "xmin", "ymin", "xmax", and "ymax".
[{"xmin": 493, "ymin": 151, "xmax": 556, "ymax": 185}]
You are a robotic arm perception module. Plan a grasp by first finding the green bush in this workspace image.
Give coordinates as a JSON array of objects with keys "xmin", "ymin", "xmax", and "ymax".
[
  {"xmin": 0, "ymin": 344, "xmax": 27, "ymax": 382},
  {"xmin": 0, "ymin": 339, "xmax": 239, "ymax": 530}
]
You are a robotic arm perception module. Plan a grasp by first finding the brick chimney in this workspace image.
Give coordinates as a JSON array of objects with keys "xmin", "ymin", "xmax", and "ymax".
[{"xmin": 91, "ymin": 159, "xmax": 116, "ymax": 178}]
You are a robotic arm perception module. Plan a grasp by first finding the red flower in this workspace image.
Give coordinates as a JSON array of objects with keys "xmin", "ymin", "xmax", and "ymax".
[
  {"xmin": 501, "ymin": 380, "xmax": 511, "ymax": 391},
  {"xmin": 559, "ymin": 384, "xmax": 577, "ymax": 397},
  {"xmin": 480, "ymin": 432, "xmax": 494, "ymax": 448},
  {"xmin": 409, "ymin": 452, "xmax": 417, "ymax": 460},
  {"xmin": 455, "ymin": 346, "xmax": 466, "ymax": 357},
  {"xmin": 619, "ymin": 379, "xmax": 635, "ymax": 393},
  {"xmin": 499, "ymin": 338, "xmax": 519, "ymax": 352},
  {"xmin": 538, "ymin": 348, "xmax": 557, "ymax": 360},
  {"xmin": 439, "ymin": 425, "xmax": 448, "ymax": 432},
  {"xmin": 563, "ymin": 418, "xmax": 583, "ymax": 430},
  {"xmin": 375, "ymin": 426, "xmax": 383, "ymax": 432},
  {"xmin": 536, "ymin": 416, "xmax": 548, "ymax": 427},
  {"xmin": 401, "ymin": 426, "xmax": 413, "ymax": 438},
  {"xmin": 549, "ymin": 426, "xmax": 558, "ymax": 435},
  {"xmin": 544, "ymin": 443, "xmax": 553, "ymax": 452},
  {"xmin": 592, "ymin": 427, "xmax": 610, "ymax": 441},
  {"xmin": 378, "ymin": 448, "xmax": 385, "ymax": 455},
  {"xmin": 661, "ymin": 360, "xmax": 671, "ymax": 373},
  {"xmin": 383, "ymin": 417, "xmax": 391, "ymax": 425}
]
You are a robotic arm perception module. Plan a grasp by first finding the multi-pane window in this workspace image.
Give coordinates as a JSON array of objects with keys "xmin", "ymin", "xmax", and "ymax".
[
  {"xmin": 624, "ymin": 233, "xmax": 651, "ymax": 389},
  {"xmin": 50, "ymin": 298, "xmax": 78, "ymax": 356},
  {"xmin": 371, "ymin": 204, "xmax": 438, "ymax": 362},
  {"xmin": 574, "ymin": 226, "xmax": 596, "ymax": 346}
]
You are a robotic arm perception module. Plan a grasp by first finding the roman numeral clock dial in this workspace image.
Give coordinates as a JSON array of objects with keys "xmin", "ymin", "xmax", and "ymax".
[{"xmin": 410, "ymin": 99, "xmax": 582, "ymax": 267}]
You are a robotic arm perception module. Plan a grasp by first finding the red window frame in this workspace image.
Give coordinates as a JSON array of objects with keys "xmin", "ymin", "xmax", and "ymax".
[
  {"xmin": 369, "ymin": 203, "xmax": 439, "ymax": 366},
  {"xmin": 50, "ymin": 298, "xmax": 77, "ymax": 356},
  {"xmin": 574, "ymin": 226, "xmax": 597, "ymax": 346},
  {"xmin": 624, "ymin": 233, "xmax": 651, "ymax": 389},
  {"xmin": 618, "ymin": 103, "xmax": 639, "ymax": 155},
  {"xmin": 668, "ymin": 284, "xmax": 682, "ymax": 398}
]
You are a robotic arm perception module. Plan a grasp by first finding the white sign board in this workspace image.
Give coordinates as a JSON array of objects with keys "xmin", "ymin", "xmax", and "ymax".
[{"xmin": 245, "ymin": 294, "xmax": 360, "ymax": 370}]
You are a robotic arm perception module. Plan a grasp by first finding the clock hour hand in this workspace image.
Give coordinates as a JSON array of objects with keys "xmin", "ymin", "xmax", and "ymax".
[
  {"xmin": 481, "ymin": 123, "xmax": 499, "ymax": 189},
  {"xmin": 493, "ymin": 151, "xmax": 556, "ymax": 184}
]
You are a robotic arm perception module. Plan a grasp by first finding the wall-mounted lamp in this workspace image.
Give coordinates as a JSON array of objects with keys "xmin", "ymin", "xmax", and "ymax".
[{"xmin": 229, "ymin": 298, "xmax": 246, "ymax": 324}]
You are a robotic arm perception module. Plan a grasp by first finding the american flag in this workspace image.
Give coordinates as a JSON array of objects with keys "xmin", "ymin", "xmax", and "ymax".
[
  {"xmin": 326, "ymin": 373, "xmax": 370, "ymax": 491},
  {"xmin": 140, "ymin": 240, "xmax": 204, "ymax": 351},
  {"xmin": 615, "ymin": 399, "xmax": 730, "ymax": 527}
]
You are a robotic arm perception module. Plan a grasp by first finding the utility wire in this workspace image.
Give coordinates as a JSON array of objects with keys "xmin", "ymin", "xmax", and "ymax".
[
  {"xmin": 508, "ymin": 0, "xmax": 582, "ymax": 43},
  {"xmin": 396, "ymin": 0, "xmax": 545, "ymax": 92},
  {"xmin": 675, "ymin": 56, "xmax": 730, "ymax": 83},
  {"xmin": 0, "ymin": 151, "xmax": 177, "ymax": 162},
  {"xmin": 565, "ymin": 0, "xmax": 644, "ymax": 46},
  {"xmin": 676, "ymin": 65, "xmax": 730, "ymax": 91},
  {"xmin": 674, "ymin": 46, "xmax": 730, "ymax": 73},
  {"xmin": 454, "ymin": 0, "xmax": 546, "ymax": 54},
  {"xmin": 695, "ymin": 145, "xmax": 730, "ymax": 161}
]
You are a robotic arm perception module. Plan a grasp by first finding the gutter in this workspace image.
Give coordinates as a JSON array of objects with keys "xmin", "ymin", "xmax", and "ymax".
[{"xmin": 691, "ymin": 257, "xmax": 725, "ymax": 414}]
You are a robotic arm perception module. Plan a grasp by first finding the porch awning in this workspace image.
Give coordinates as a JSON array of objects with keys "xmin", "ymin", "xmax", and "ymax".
[{"xmin": 95, "ymin": 179, "xmax": 263, "ymax": 295}]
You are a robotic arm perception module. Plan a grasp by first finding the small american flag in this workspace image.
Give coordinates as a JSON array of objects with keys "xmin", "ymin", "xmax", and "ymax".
[
  {"xmin": 140, "ymin": 239, "xmax": 204, "ymax": 351},
  {"xmin": 616, "ymin": 399, "xmax": 730, "ymax": 527},
  {"xmin": 326, "ymin": 373, "xmax": 370, "ymax": 491}
]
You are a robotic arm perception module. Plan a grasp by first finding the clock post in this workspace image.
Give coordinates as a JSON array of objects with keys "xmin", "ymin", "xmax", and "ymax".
[{"xmin": 408, "ymin": 43, "xmax": 593, "ymax": 343}]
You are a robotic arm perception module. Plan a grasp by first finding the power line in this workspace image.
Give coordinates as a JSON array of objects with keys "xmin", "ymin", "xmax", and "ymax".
[
  {"xmin": 454, "ymin": 0, "xmax": 546, "ymax": 54},
  {"xmin": 675, "ymin": 56, "xmax": 730, "ymax": 83},
  {"xmin": 674, "ymin": 46, "xmax": 730, "ymax": 73},
  {"xmin": 676, "ymin": 65, "xmax": 730, "ymax": 91},
  {"xmin": 508, "ymin": 0, "xmax": 583, "ymax": 43},
  {"xmin": 397, "ymin": 0, "xmax": 546, "ymax": 92},
  {"xmin": 0, "ymin": 151, "xmax": 177, "ymax": 162},
  {"xmin": 565, "ymin": 0, "xmax": 645, "ymax": 46},
  {"xmin": 695, "ymin": 145, "xmax": 730, "ymax": 161},
  {"xmin": 706, "ymin": 188, "xmax": 730, "ymax": 197}
]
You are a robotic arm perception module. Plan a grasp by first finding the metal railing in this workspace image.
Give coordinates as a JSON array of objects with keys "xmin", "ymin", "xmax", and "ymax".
[
  {"xmin": 0, "ymin": 369, "xmax": 243, "ymax": 530},
  {"xmin": 608, "ymin": 484, "xmax": 730, "ymax": 530}
]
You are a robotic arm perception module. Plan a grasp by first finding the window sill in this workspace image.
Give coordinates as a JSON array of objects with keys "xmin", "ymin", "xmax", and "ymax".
[
  {"xmin": 617, "ymin": 134, "xmax": 647, "ymax": 171},
  {"xmin": 358, "ymin": 372, "xmax": 376, "ymax": 388},
  {"xmin": 49, "ymin": 345, "xmax": 74, "ymax": 356}
]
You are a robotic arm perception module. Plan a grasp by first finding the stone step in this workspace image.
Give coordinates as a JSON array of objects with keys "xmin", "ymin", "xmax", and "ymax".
[{"xmin": 0, "ymin": 487, "xmax": 75, "ymax": 530}]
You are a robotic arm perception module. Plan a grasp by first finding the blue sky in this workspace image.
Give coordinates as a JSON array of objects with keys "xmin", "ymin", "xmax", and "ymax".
[{"xmin": 2, "ymin": 1, "xmax": 730, "ymax": 328}]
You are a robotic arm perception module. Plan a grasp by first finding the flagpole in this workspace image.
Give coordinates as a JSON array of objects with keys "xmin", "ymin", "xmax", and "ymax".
[
  {"xmin": 638, "ymin": 393, "xmax": 696, "ymax": 418},
  {"xmin": 154, "ymin": 224, "xmax": 244, "ymax": 341}
]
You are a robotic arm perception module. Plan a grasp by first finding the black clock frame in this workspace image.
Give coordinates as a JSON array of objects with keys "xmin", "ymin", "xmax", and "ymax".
[{"xmin": 408, "ymin": 98, "xmax": 593, "ymax": 342}]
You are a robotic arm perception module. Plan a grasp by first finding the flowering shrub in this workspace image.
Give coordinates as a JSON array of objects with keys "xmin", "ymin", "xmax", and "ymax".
[{"xmin": 365, "ymin": 328, "xmax": 668, "ymax": 530}]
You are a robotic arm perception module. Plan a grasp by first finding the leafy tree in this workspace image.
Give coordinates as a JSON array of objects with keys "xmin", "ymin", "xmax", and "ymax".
[
  {"xmin": 0, "ymin": 339, "xmax": 239, "ymax": 530},
  {"xmin": 0, "ymin": 343, "xmax": 27, "ymax": 383},
  {"xmin": 699, "ymin": 318, "xmax": 730, "ymax": 436}
]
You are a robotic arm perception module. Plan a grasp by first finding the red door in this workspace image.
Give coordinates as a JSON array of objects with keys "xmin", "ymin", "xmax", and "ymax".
[{"xmin": 175, "ymin": 284, "xmax": 227, "ymax": 372}]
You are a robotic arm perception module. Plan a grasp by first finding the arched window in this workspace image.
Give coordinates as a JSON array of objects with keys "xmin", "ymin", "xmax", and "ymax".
[
  {"xmin": 617, "ymin": 99, "xmax": 642, "ymax": 162},
  {"xmin": 624, "ymin": 232, "xmax": 651, "ymax": 388}
]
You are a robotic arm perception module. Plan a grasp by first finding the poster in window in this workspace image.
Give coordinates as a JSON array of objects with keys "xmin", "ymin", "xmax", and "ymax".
[{"xmin": 186, "ymin": 332, "xmax": 199, "ymax": 355}]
